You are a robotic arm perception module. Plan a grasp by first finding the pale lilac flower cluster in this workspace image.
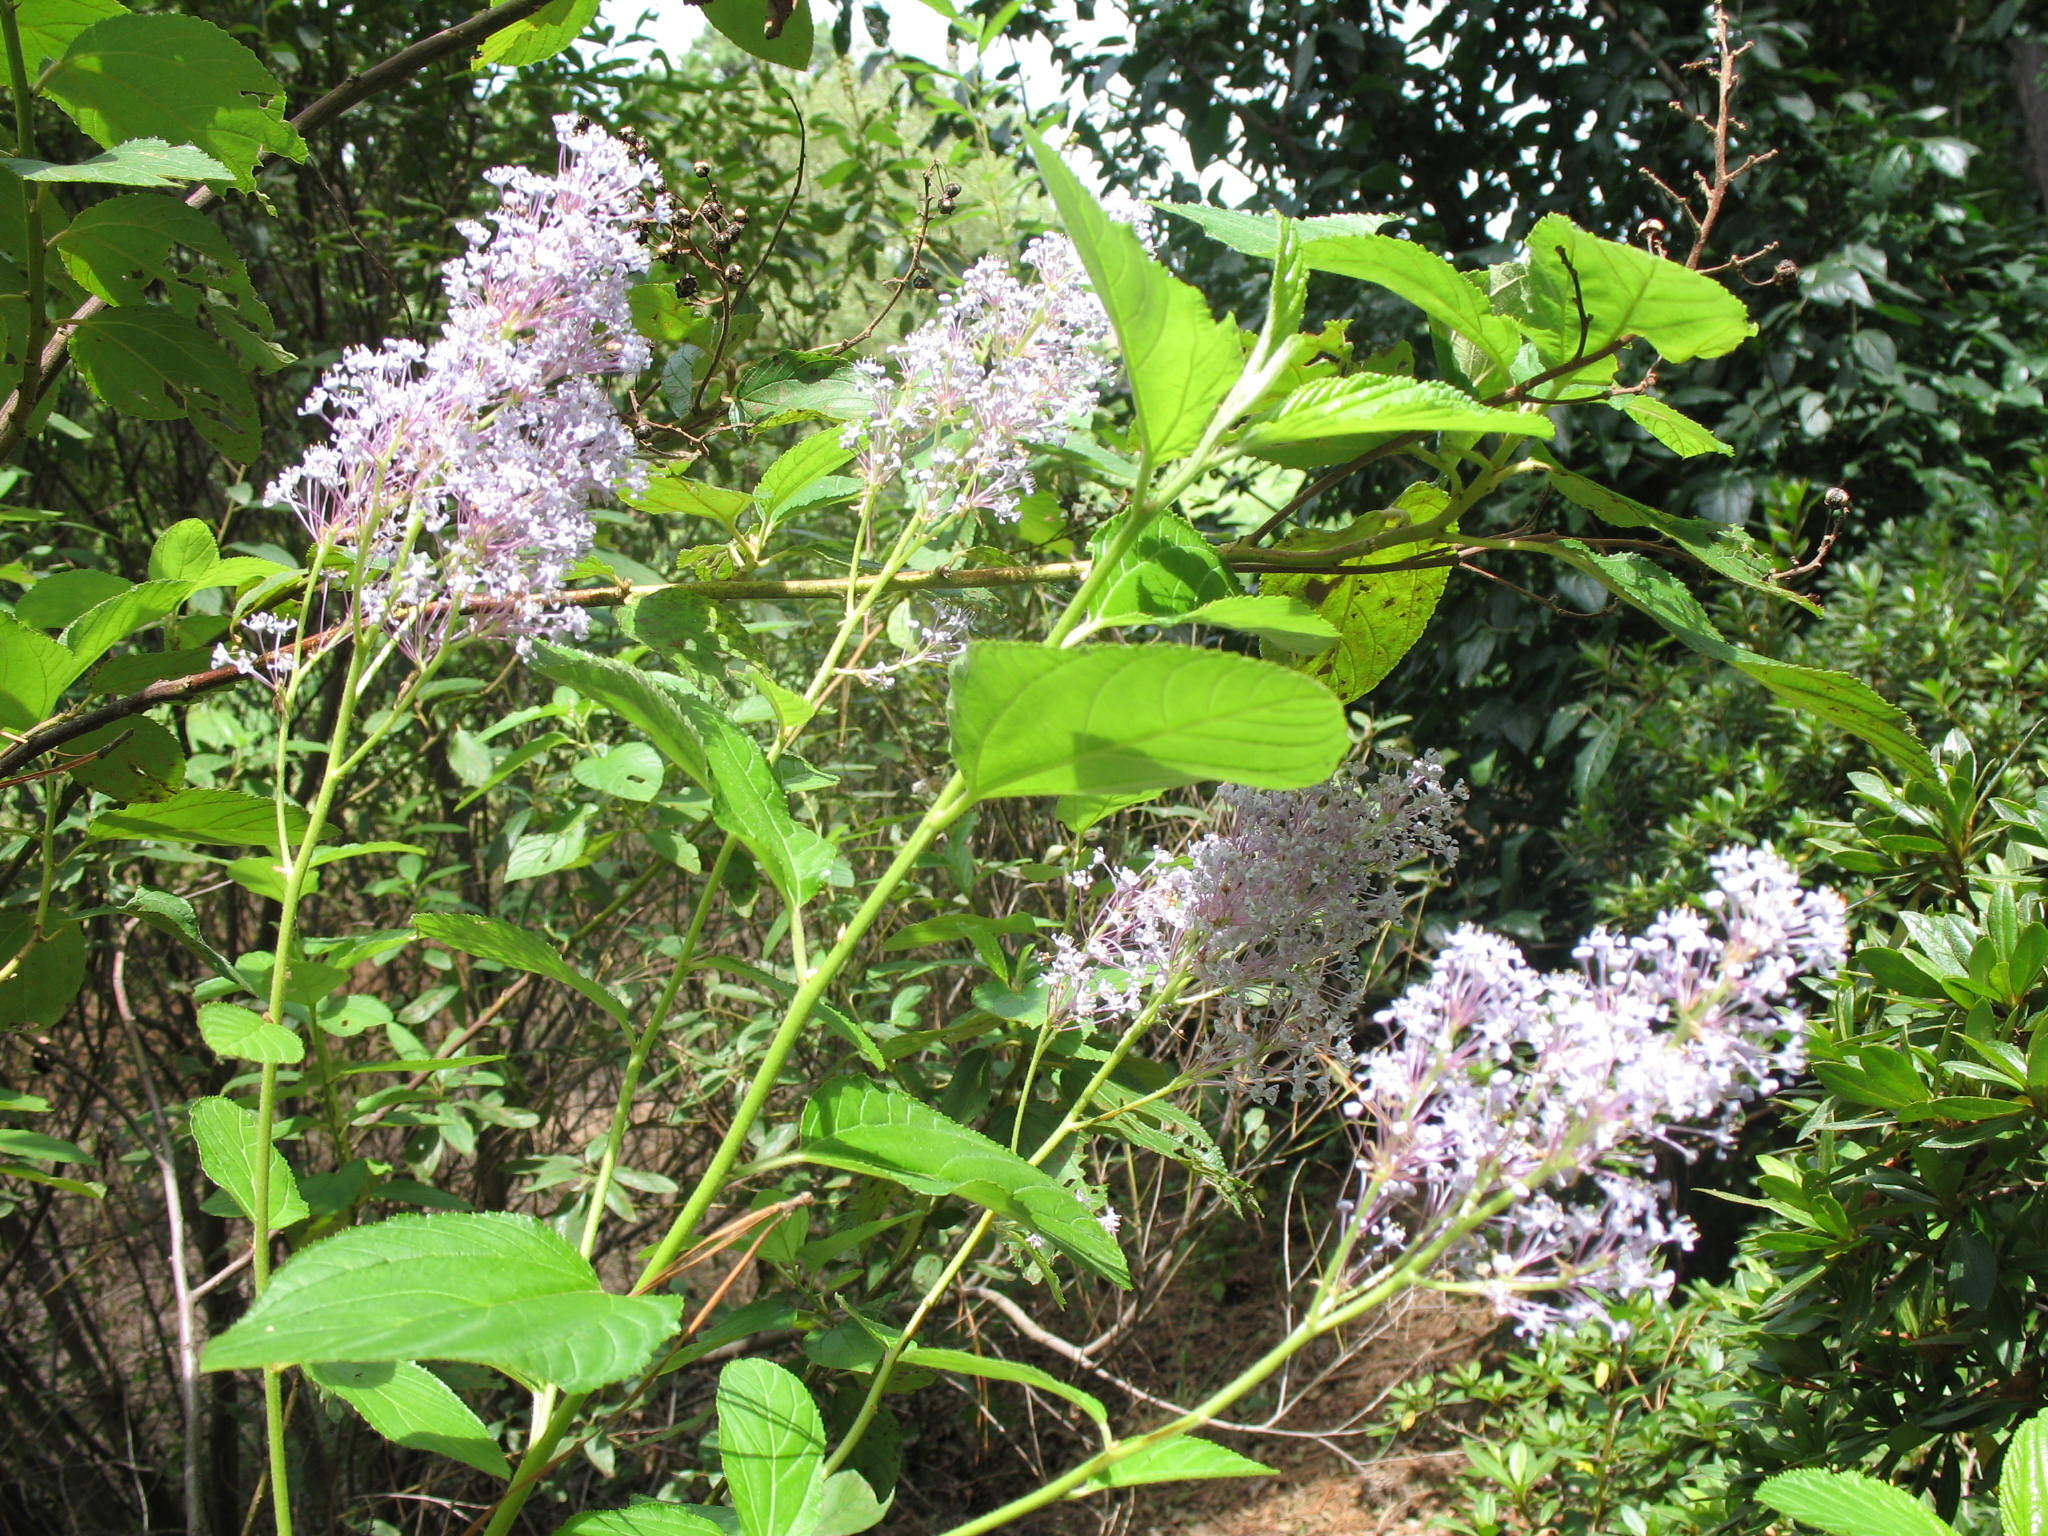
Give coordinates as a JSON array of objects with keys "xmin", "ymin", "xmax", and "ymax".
[
  {"xmin": 843, "ymin": 232, "xmax": 1115, "ymax": 525},
  {"xmin": 1049, "ymin": 756, "xmax": 1465, "ymax": 1099},
  {"xmin": 265, "ymin": 116, "xmax": 661, "ymax": 654},
  {"xmin": 1346, "ymin": 845, "xmax": 1847, "ymax": 1338}
]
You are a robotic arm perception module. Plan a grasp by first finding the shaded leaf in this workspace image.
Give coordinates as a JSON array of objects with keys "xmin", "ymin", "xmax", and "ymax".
[{"xmin": 69, "ymin": 306, "xmax": 259, "ymax": 459}]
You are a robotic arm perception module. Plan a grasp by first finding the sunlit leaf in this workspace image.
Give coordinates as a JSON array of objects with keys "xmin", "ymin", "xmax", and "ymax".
[{"xmin": 202, "ymin": 1212, "xmax": 685, "ymax": 1391}]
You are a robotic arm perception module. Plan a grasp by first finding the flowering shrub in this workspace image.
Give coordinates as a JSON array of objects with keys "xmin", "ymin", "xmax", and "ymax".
[{"xmin": 0, "ymin": 9, "xmax": 1932, "ymax": 1534}]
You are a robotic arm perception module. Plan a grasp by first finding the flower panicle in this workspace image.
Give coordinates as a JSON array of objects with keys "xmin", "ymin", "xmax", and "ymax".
[
  {"xmin": 1349, "ymin": 844, "xmax": 1846, "ymax": 1338},
  {"xmin": 266, "ymin": 115, "xmax": 666, "ymax": 656},
  {"xmin": 1049, "ymin": 754, "xmax": 1466, "ymax": 1098},
  {"xmin": 843, "ymin": 230, "xmax": 1117, "ymax": 527}
]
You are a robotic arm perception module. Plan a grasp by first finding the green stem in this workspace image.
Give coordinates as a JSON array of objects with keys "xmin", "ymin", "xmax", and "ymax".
[
  {"xmin": 824, "ymin": 994, "xmax": 1176, "ymax": 1471},
  {"xmin": 481, "ymin": 776, "xmax": 975, "ymax": 1536},
  {"xmin": 577, "ymin": 839, "xmax": 736, "ymax": 1261}
]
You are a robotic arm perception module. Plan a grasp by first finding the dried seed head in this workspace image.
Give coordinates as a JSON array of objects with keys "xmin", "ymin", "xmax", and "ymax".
[
  {"xmin": 675, "ymin": 273, "xmax": 699, "ymax": 299},
  {"xmin": 723, "ymin": 262, "xmax": 747, "ymax": 286},
  {"xmin": 730, "ymin": 206, "xmax": 751, "ymax": 225},
  {"xmin": 1774, "ymin": 258, "xmax": 1800, "ymax": 286},
  {"xmin": 1824, "ymin": 485, "xmax": 1851, "ymax": 509},
  {"xmin": 693, "ymin": 159, "xmax": 713, "ymax": 179},
  {"xmin": 909, "ymin": 268, "xmax": 934, "ymax": 291},
  {"xmin": 943, "ymin": 183, "xmax": 962, "ymax": 199},
  {"xmin": 937, "ymin": 196, "xmax": 957, "ymax": 216}
]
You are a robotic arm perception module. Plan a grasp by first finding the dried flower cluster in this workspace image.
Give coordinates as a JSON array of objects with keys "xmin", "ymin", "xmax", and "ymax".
[
  {"xmin": 251, "ymin": 116, "xmax": 660, "ymax": 663},
  {"xmin": 843, "ymin": 230, "xmax": 1117, "ymax": 526},
  {"xmin": 1347, "ymin": 845, "xmax": 1848, "ymax": 1337},
  {"xmin": 1050, "ymin": 756, "xmax": 1465, "ymax": 1099}
]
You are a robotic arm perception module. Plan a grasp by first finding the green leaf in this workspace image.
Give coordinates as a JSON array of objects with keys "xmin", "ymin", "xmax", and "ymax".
[
  {"xmin": 673, "ymin": 691, "xmax": 837, "ymax": 906},
  {"xmin": 62, "ymin": 577, "xmax": 193, "ymax": 669},
  {"xmin": 306, "ymin": 1360, "xmax": 510, "ymax": 1479},
  {"xmin": 69, "ymin": 306, "xmax": 259, "ymax": 459},
  {"xmin": 0, "ymin": 610, "xmax": 78, "ymax": 727},
  {"xmin": 198, "ymin": 1001, "xmax": 303, "ymax": 1064},
  {"xmin": 1540, "ymin": 462, "xmax": 1816, "ymax": 612},
  {"xmin": 733, "ymin": 352, "xmax": 873, "ymax": 426},
  {"xmin": 88, "ymin": 786, "xmax": 307, "ymax": 847},
  {"xmin": 202, "ymin": 1212, "xmax": 685, "ymax": 1392},
  {"xmin": 0, "ymin": 1127, "xmax": 90, "ymax": 1163},
  {"xmin": 15, "ymin": 567, "xmax": 129, "ymax": 627},
  {"xmin": 622, "ymin": 467, "xmax": 753, "ymax": 530},
  {"xmin": 1085, "ymin": 508, "xmax": 1236, "ymax": 628},
  {"xmin": 718, "ymin": 1359, "xmax": 826, "ymax": 1536},
  {"xmin": 1153, "ymin": 205, "xmax": 1399, "ymax": 260},
  {"xmin": 2001, "ymin": 1409, "xmax": 2048, "ymax": 1536},
  {"xmin": 1524, "ymin": 214, "xmax": 1754, "ymax": 366},
  {"xmin": 52, "ymin": 193, "xmax": 259, "ymax": 320},
  {"xmin": 43, "ymin": 14, "xmax": 306, "ymax": 189},
  {"xmin": 504, "ymin": 806, "xmax": 594, "ymax": 882},
  {"xmin": 189, "ymin": 1095, "xmax": 309, "ymax": 1227},
  {"xmin": 573, "ymin": 742, "xmax": 665, "ymax": 802},
  {"xmin": 902, "ymin": 1345, "xmax": 1106, "ymax": 1427},
  {"xmin": 62, "ymin": 715, "xmax": 185, "ymax": 801},
  {"xmin": 801, "ymin": 1076, "xmax": 1131, "ymax": 1286},
  {"xmin": 555, "ymin": 1505, "xmax": 734, "ymax": 1536},
  {"xmin": 412, "ymin": 912, "xmax": 627, "ymax": 1025},
  {"xmin": 108, "ymin": 885, "xmax": 249, "ymax": 986},
  {"xmin": 949, "ymin": 641, "xmax": 1347, "ymax": 800},
  {"xmin": 1613, "ymin": 396, "xmax": 1732, "ymax": 457},
  {"xmin": 1086, "ymin": 1435, "xmax": 1276, "ymax": 1490},
  {"xmin": 0, "ymin": 1163, "xmax": 106, "ymax": 1198},
  {"xmin": 1260, "ymin": 484, "xmax": 1454, "ymax": 697},
  {"xmin": 0, "ymin": 913, "xmax": 86, "ymax": 1025},
  {"xmin": 475, "ymin": 0, "xmax": 599, "ymax": 65},
  {"xmin": 699, "ymin": 0, "xmax": 813, "ymax": 68},
  {"xmin": 810, "ymin": 1469, "xmax": 888, "ymax": 1536},
  {"xmin": 755, "ymin": 430, "xmax": 856, "ymax": 528},
  {"xmin": 1054, "ymin": 788, "xmax": 1166, "ymax": 834},
  {"xmin": 13, "ymin": 0, "xmax": 129, "ymax": 70},
  {"xmin": 1237, "ymin": 374, "xmax": 1549, "ymax": 469},
  {"xmin": 1028, "ymin": 135, "xmax": 1240, "ymax": 462},
  {"xmin": 149, "ymin": 517, "xmax": 217, "ymax": 579},
  {"xmin": 2, "ymin": 138, "xmax": 231, "ymax": 186},
  {"xmin": 1757, "ymin": 1469, "xmax": 1957, "ymax": 1536},
  {"xmin": 1550, "ymin": 542, "xmax": 1935, "ymax": 783},
  {"xmin": 530, "ymin": 643, "xmax": 711, "ymax": 785},
  {"xmin": 1183, "ymin": 594, "xmax": 1338, "ymax": 654},
  {"xmin": 1156, "ymin": 208, "xmax": 1528, "ymax": 373}
]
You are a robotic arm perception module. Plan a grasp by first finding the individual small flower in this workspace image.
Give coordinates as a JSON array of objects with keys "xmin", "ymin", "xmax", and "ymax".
[
  {"xmin": 1344, "ymin": 845, "xmax": 1846, "ymax": 1339},
  {"xmin": 1048, "ymin": 754, "xmax": 1466, "ymax": 1099},
  {"xmin": 211, "ymin": 611, "xmax": 299, "ymax": 683},
  {"xmin": 843, "ymin": 231, "xmax": 1115, "ymax": 526},
  {"xmin": 266, "ymin": 115, "xmax": 664, "ymax": 656}
]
